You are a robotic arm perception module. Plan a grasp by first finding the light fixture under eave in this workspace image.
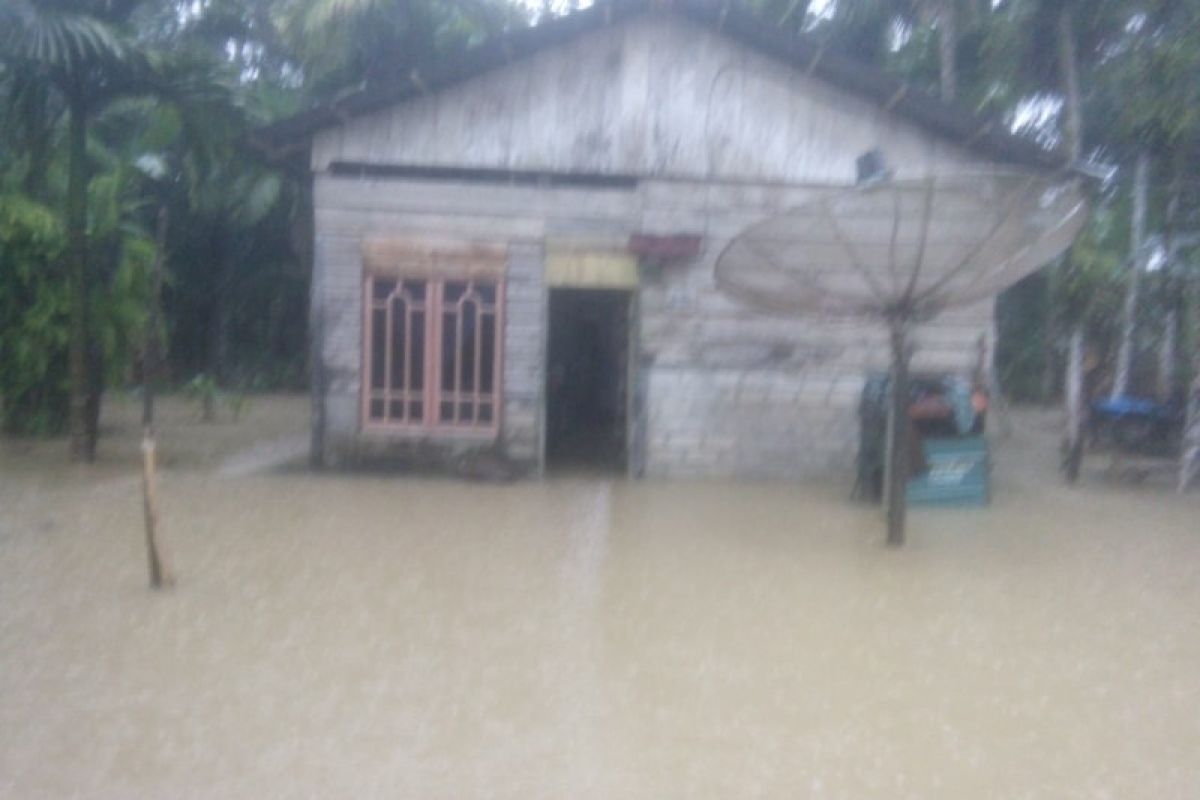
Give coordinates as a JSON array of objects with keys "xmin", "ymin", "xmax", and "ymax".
[{"xmin": 855, "ymin": 149, "xmax": 893, "ymax": 187}]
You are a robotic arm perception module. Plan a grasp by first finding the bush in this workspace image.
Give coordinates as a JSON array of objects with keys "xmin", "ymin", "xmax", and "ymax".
[{"xmin": 0, "ymin": 195, "xmax": 69, "ymax": 434}]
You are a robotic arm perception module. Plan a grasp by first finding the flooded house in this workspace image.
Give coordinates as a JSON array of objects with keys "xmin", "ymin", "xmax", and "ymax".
[{"xmin": 256, "ymin": 0, "xmax": 1064, "ymax": 480}]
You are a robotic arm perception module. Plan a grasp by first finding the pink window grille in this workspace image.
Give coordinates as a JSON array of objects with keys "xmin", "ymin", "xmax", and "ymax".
[{"xmin": 363, "ymin": 275, "xmax": 502, "ymax": 433}]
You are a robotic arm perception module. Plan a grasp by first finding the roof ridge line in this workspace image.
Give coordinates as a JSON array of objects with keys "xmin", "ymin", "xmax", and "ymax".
[{"xmin": 253, "ymin": 0, "xmax": 1064, "ymax": 172}]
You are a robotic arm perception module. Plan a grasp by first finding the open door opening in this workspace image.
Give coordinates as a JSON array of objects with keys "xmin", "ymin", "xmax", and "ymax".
[{"xmin": 546, "ymin": 288, "xmax": 632, "ymax": 473}]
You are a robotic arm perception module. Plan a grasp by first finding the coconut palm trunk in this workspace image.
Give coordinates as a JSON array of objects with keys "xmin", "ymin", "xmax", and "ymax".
[
  {"xmin": 935, "ymin": 0, "xmax": 957, "ymax": 102},
  {"xmin": 1112, "ymin": 150, "xmax": 1150, "ymax": 401},
  {"xmin": 2, "ymin": 0, "xmax": 152, "ymax": 461},
  {"xmin": 1158, "ymin": 174, "xmax": 1181, "ymax": 399},
  {"xmin": 66, "ymin": 94, "xmax": 93, "ymax": 461},
  {"xmin": 1182, "ymin": 288, "xmax": 1200, "ymax": 492},
  {"xmin": 1058, "ymin": 6, "xmax": 1087, "ymax": 483},
  {"xmin": 209, "ymin": 230, "xmax": 231, "ymax": 384},
  {"xmin": 886, "ymin": 321, "xmax": 912, "ymax": 546}
]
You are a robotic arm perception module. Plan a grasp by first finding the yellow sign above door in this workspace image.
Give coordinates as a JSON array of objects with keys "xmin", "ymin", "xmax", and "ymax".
[{"xmin": 545, "ymin": 245, "xmax": 638, "ymax": 288}]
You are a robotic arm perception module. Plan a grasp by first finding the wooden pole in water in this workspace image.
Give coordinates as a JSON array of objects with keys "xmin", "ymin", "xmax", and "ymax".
[
  {"xmin": 143, "ymin": 207, "xmax": 174, "ymax": 589},
  {"xmin": 977, "ymin": 327, "xmax": 1012, "ymax": 438},
  {"xmin": 886, "ymin": 318, "xmax": 911, "ymax": 547},
  {"xmin": 1064, "ymin": 326, "xmax": 1086, "ymax": 483}
]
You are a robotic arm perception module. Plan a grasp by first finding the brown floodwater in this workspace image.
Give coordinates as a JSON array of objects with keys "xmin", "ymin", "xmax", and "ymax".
[{"xmin": 1, "ymin": 396, "xmax": 1198, "ymax": 798}]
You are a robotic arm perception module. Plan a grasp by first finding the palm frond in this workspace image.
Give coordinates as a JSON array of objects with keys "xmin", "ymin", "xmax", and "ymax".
[
  {"xmin": 0, "ymin": 0, "xmax": 130, "ymax": 78},
  {"xmin": 280, "ymin": 0, "xmax": 383, "ymax": 36}
]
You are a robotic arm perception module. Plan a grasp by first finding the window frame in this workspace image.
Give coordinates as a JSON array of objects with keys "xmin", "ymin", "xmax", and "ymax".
[{"xmin": 361, "ymin": 273, "xmax": 504, "ymax": 438}]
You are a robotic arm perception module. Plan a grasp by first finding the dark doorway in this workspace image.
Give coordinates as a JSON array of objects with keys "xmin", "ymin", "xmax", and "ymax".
[{"xmin": 546, "ymin": 288, "xmax": 632, "ymax": 472}]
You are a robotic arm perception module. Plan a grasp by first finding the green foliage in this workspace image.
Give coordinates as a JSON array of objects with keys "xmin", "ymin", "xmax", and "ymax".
[
  {"xmin": 746, "ymin": 0, "xmax": 814, "ymax": 34},
  {"xmin": 184, "ymin": 373, "xmax": 256, "ymax": 423},
  {"xmin": 1056, "ymin": 207, "xmax": 1125, "ymax": 333},
  {"xmin": 995, "ymin": 271, "xmax": 1051, "ymax": 402},
  {"xmin": 1094, "ymin": 3, "xmax": 1200, "ymax": 157},
  {"xmin": 184, "ymin": 373, "xmax": 219, "ymax": 421},
  {"xmin": 996, "ymin": 197, "xmax": 1138, "ymax": 401},
  {"xmin": 272, "ymin": 0, "xmax": 526, "ymax": 96},
  {"xmin": 0, "ymin": 194, "xmax": 69, "ymax": 433},
  {"xmin": 226, "ymin": 389, "xmax": 251, "ymax": 422},
  {"xmin": 0, "ymin": 0, "xmax": 1196, "ymax": 442},
  {"xmin": 0, "ymin": 1, "xmax": 131, "ymax": 77},
  {"xmin": 93, "ymin": 230, "xmax": 153, "ymax": 384},
  {"xmin": 0, "ymin": 169, "xmax": 153, "ymax": 434}
]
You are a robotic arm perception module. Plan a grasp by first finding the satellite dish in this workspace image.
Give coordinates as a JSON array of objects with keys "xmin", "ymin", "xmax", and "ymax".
[
  {"xmin": 714, "ymin": 172, "xmax": 1088, "ymax": 545},
  {"xmin": 716, "ymin": 173, "xmax": 1087, "ymax": 320}
]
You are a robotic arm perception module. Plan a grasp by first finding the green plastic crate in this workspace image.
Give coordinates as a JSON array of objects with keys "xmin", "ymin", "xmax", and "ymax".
[{"xmin": 906, "ymin": 436, "xmax": 990, "ymax": 507}]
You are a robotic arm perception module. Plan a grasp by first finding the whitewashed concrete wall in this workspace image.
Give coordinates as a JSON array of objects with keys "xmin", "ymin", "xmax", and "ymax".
[
  {"xmin": 636, "ymin": 224, "xmax": 991, "ymax": 480},
  {"xmin": 313, "ymin": 173, "xmax": 993, "ymax": 478},
  {"xmin": 502, "ymin": 242, "xmax": 546, "ymax": 465},
  {"xmin": 312, "ymin": 13, "xmax": 978, "ymax": 183},
  {"xmin": 634, "ymin": 178, "xmax": 991, "ymax": 479}
]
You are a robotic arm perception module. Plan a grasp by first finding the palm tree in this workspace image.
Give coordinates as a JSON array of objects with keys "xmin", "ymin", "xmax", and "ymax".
[
  {"xmin": 984, "ymin": 0, "xmax": 1132, "ymax": 480},
  {"xmin": 1055, "ymin": 2, "xmax": 1089, "ymax": 482},
  {"xmin": 0, "ymin": 69, "xmax": 60, "ymax": 200},
  {"xmin": 186, "ymin": 158, "xmax": 283, "ymax": 382},
  {"xmin": 749, "ymin": 0, "xmax": 814, "ymax": 36},
  {"xmin": 0, "ymin": 0, "xmax": 151, "ymax": 460},
  {"xmin": 817, "ymin": 0, "xmax": 994, "ymax": 103},
  {"xmin": 273, "ymin": 0, "xmax": 524, "ymax": 97}
]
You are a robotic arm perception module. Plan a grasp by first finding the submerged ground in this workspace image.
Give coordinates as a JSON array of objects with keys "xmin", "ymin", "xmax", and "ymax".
[{"xmin": 1, "ymin": 395, "xmax": 1197, "ymax": 798}]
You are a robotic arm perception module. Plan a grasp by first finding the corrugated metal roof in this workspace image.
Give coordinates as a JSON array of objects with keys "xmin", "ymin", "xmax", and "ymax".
[{"xmin": 254, "ymin": 0, "xmax": 1064, "ymax": 172}]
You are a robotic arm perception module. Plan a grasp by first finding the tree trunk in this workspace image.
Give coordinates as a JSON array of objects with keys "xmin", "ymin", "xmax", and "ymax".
[
  {"xmin": 1112, "ymin": 150, "xmax": 1150, "ymax": 400},
  {"xmin": 1041, "ymin": 270, "xmax": 1058, "ymax": 403},
  {"xmin": 981, "ymin": 316, "xmax": 1012, "ymax": 437},
  {"xmin": 1064, "ymin": 325, "xmax": 1086, "ymax": 483},
  {"xmin": 84, "ymin": 339, "xmax": 103, "ymax": 458},
  {"xmin": 295, "ymin": 173, "xmax": 325, "ymax": 469},
  {"xmin": 144, "ymin": 209, "xmax": 167, "ymax": 427},
  {"xmin": 1057, "ymin": 7, "xmax": 1087, "ymax": 480},
  {"xmin": 886, "ymin": 320, "xmax": 912, "ymax": 546},
  {"xmin": 209, "ymin": 232, "xmax": 230, "ymax": 384},
  {"xmin": 211, "ymin": 294, "xmax": 229, "ymax": 385},
  {"xmin": 310, "ymin": 303, "xmax": 327, "ymax": 469},
  {"xmin": 1058, "ymin": 9, "xmax": 1082, "ymax": 165},
  {"xmin": 937, "ymin": 0, "xmax": 957, "ymax": 103},
  {"xmin": 66, "ymin": 99, "xmax": 92, "ymax": 462},
  {"xmin": 1181, "ymin": 275, "xmax": 1200, "ymax": 493},
  {"xmin": 1158, "ymin": 174, "xmax": 1181, "ymax": 400},
  {"xmin": 142, "ymin": 208, "xmax": 174, "ymax": 588},
  {"xmin": 1182, "ymin": 383, "xmax": 1199, "ymax": 493},
  {"xmin": 1161, "ymin": 311, "xmax": 1179, "ymax": 400}
]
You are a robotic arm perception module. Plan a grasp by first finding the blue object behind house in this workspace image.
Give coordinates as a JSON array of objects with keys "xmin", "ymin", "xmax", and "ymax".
[
  {"xmin": 1092, "ymin": 395, "xmax": 1174, "ymax": 421},
  {"xmin": 1090, "ymin": 395, "xmax": 1184, "ymax": 456}
]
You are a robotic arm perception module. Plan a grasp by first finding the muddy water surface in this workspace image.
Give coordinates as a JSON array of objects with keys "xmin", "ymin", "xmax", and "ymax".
[{"xmin": 2, "ymin": 397, "xmax": 1198, "ymax": 798}]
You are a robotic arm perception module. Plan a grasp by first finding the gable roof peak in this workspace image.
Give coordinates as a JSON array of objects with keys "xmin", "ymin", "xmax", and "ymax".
[{"xmin": 255, "ymin": 0, "xmax": 1064, "ymax": 173}]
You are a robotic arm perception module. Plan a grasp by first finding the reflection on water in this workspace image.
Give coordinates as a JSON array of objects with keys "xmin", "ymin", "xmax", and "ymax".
[
  {"xmin": 1, "ymin": 398, "xmax": 1198, "ymax": 798},
  {"xmin": 561, "ymin": 480, "xmax": 611, "ymax": 602}
]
